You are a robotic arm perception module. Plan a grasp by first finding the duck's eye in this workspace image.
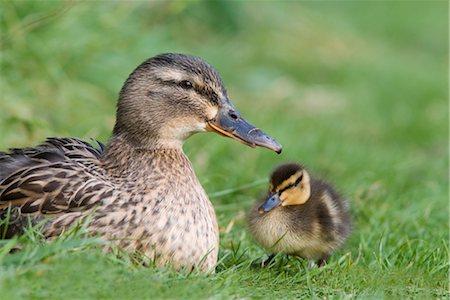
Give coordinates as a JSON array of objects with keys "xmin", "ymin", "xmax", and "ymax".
[{"xmin": 179, "ymin": 80, "xmax": 194, "ymax": 90}]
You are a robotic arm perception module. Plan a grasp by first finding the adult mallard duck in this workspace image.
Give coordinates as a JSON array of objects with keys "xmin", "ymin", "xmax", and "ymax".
[
  {"xmin": 0, "ymin": 53, "xmax": 282, "ymax": 271},
  {"xmin": 248, "ymin": 163, "xmax": 350, "ymax": 267}
]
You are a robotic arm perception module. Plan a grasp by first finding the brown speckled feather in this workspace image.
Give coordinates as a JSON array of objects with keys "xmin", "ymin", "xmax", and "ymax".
[
  {"xmin": 0, "ymin": 138, "xmax": 110, "ymax": 236},
  {"xmin": 0, "ymin": 138, "xmax": 106, "ymax": 213},
  {"xmin": 0, "ymin": 136, "xmax": 219, "ymax": 271}
]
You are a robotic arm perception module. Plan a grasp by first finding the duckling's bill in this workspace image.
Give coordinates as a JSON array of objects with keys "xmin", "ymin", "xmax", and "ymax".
[
  {"xmin": 258, "ymin": 193, "xmax": 282, "ymax": 214},
  {"xmin": 206, "ymin": 101, "xmax": 282, "ymax": 153}
]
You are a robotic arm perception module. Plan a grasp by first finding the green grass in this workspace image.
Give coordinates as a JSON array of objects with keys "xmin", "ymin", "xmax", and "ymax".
[{"xmin": 0, "ymin": 1, "xmax": 448, "ymax": 299}]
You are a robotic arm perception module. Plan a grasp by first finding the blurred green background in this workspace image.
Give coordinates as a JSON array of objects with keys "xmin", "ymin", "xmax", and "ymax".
[{"xmin": 0, "ymin": 1, "xmax": 448, "ymax": 299}]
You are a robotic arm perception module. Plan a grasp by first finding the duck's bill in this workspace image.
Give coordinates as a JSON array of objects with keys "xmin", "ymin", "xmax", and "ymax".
[
  {"xmin": 258, "ymin": 193, "xmax": 282, "ymax": 214},
  {"xmin": 206, "ymin": 103, "xmax": 282, "ymax": 153}
]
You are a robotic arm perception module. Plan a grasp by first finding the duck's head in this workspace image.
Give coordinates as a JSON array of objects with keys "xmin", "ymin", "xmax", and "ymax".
[
  {"xmin": 258, "ymin": 163, "xmax": 311, "ymax": 214},
  {"xmin": 113, "ymin": 53, "xmax": 281, "ymax": 153}
]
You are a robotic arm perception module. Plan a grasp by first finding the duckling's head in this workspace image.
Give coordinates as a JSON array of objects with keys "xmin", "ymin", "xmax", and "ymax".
[
  {"xmin": 259, "ymin": 163, "xmax": 311, "ymax": 214},
  {"xmin": 113, "ymin": 53, "xmax": 281, "ymax": 152}
]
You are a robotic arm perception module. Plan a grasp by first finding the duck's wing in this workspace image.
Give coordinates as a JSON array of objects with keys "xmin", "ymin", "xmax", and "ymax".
[
  {"xmin": 0, "ymin": 137, "xmax": 109, "ymax": 216},
  {"xmin": 0, "ymin": 137, "xmax": 104, "ymax": 181}
]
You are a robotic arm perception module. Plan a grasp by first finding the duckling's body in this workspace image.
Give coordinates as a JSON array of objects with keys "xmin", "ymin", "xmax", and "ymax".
[
  {"xmin": 0, "ymin": 54, "xmax": 281, "ymax": 271},
  {"xmin": 248, "ymin": 163, "xmax": 350, "ymax": 265}
]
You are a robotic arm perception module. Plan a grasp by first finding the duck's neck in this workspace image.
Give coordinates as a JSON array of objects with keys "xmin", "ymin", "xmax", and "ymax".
[
  {"xmin": 110, "ymin": 127, "xmax": 186, "ymax": 151},
  {"xmin": 101, "ymin": 135, "xmax": 192, "ymax": 179}
]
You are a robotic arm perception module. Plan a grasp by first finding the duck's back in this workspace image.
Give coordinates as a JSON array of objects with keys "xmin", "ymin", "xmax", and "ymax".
[
  {"xmin": 0, "ymin": 137, "xmax": 104, "ymax": 181},
  {"xmin": 0, "ymin": 138, "xmax": 108, "ymax": 237}
]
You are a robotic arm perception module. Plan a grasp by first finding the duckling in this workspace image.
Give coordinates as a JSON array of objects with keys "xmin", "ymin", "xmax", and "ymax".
[
  {"xmin": 248, "ymin": 163, "xmax": 350, "ymax": 266},
  {"xmin": 0, "ymin": 53, "xmax": 282, "ymax": 272}
]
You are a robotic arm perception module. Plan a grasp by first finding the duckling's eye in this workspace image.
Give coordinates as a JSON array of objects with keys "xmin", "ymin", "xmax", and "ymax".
[{"xmin": 179, "ymin": 80, "xmax": 194, "ymax": 90}]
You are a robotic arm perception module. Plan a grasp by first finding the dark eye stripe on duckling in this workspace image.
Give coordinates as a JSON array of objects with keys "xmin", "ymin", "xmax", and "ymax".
[{"xmin": 277, "ymin": 172, "xmax": 303, "ymax": 194}]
